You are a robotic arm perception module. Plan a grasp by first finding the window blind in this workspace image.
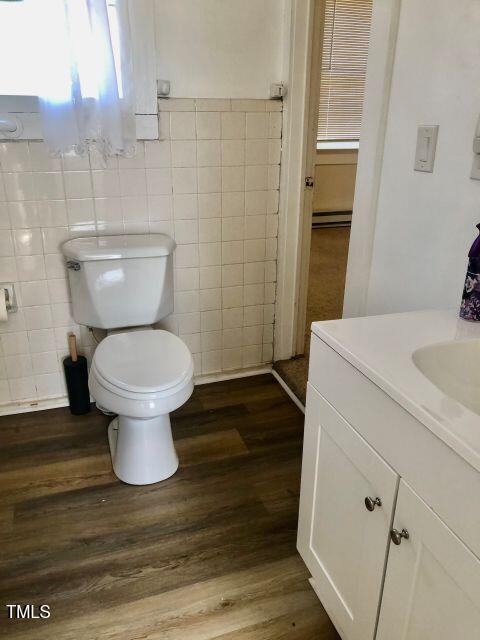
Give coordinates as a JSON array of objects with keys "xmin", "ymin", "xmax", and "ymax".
[{"xmin": 317, "ymin": 0, "xmax": 373, "ymax": 142}]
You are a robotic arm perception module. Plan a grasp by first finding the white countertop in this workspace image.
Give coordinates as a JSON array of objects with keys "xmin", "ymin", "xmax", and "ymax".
[{"xmin": 312, "ymin": 309, "xmax": 480, "ymax": 472}]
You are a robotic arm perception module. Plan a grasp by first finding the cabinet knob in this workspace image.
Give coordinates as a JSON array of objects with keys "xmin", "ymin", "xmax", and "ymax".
[
  {"xmin": 364, "ymin": 496, "xmax": 382, "ymax": 511},
  {"xmin": 390, "ymin": 528, "xmax": 410, "ymax": 545}
]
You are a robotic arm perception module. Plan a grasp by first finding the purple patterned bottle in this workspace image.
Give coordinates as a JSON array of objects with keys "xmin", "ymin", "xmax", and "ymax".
[{"xmin": 460, "ymin": 223, "xmax": 480, "ymax": 321}]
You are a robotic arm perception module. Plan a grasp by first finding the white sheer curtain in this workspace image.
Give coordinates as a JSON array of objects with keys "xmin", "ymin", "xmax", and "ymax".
[{"xmin": 39, "ymin": 0, "xmax": 136, "ymax": 158}]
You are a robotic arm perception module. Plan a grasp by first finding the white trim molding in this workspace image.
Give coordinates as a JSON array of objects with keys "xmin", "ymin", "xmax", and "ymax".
[
  {"xmin": 272, "ymin": 369, "xmax": 305, "ymax": 413},
  {"xmin": 0, "ymin": 114, "xmax": 159, "ymax": 142},
  {"xmin": 129, "ymin": 0, "xmax": 157, "ymax": 115},
  {"xmin": 317, "ymin": 140, "xmax": 359, "ymax": 150},
  {"xmin": 342, "ymin": 0, "xmax": 402, "ymax": 318},
  {"xmin": 275, "ymin": 0, "xmax": 317, "ymax": 361}
]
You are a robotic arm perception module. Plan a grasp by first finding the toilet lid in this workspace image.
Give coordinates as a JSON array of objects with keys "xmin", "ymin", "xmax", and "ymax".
[{"xmin": 93, "ymin": 330, "xmax": 193, "ymax": 394}]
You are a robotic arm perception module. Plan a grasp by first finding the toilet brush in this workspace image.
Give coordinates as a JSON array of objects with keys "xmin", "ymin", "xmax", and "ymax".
[{"xmin": 63, "ymin": 333, "xmax": 91, "ymax": 415}]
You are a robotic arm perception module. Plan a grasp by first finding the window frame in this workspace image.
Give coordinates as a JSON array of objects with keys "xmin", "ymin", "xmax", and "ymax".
[
  {"xmin": 0, "ymin": 0, "xmax": 158, "ymax": 141},
  {"xmin": 317, "ymin": 140, "xmax": 360, "ymax": 150}
]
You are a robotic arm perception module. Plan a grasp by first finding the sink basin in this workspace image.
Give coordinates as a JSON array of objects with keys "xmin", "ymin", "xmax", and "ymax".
[{"xmin": 412, "ymin": 339, "xmax": 480, "ymax": 416}]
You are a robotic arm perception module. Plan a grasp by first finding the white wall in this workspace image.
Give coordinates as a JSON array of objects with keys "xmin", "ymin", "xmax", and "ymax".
[
  {"xmin": 313, "ymin": 150, "xmax": 357, "ymax": 213},
  {"xmin": 365, "ymin": 0, "xmax": 480, "ymax": 315},
  {"xmin": 155, "ymin": 0, "xmax": 286, "ymax": 99}
]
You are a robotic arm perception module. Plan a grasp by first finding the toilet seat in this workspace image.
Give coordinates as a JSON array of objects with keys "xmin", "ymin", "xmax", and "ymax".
[
  {"xmin": 89, "ymin": 330, "xmax": 194, "ymax": 419},
  {"xmin": 90, "ymin": 359, "xmax": 193, "ymax": 401},
  {"xmin": 93, "ymin": 329, "xmax": 193, "ymax": 394}
]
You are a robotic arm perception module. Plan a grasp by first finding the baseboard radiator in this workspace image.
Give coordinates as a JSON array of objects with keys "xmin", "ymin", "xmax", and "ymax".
[{"xmin": 312, "ymin": 211, "xmax": 352, "ymax": 228}]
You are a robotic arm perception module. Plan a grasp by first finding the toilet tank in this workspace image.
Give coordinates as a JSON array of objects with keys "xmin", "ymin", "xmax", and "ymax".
[{"xmin": 62, "ymin": 234, "xmax": 176, "ymax": 330}]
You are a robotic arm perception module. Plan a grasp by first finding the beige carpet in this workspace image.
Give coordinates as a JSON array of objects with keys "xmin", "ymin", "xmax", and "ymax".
[{"xmin": 274, "ymin": 226, "xmax": 351, "ymax": 404}]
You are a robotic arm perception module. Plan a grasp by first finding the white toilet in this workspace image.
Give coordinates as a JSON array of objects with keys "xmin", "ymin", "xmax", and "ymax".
[{"xmin": 62, "ymin": 234, "xmax": 194, "ymax": 485}]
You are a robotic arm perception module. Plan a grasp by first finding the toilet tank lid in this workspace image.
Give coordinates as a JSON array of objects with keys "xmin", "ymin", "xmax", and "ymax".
[{"xmin": 62, "ymin": 234, "xmax": 176, "ymax": 261}]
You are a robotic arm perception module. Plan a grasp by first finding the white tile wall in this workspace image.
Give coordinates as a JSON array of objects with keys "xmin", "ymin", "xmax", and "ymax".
[{"xmin": 0, "ymin": 98, "xmax": 282, "ymax": 409}]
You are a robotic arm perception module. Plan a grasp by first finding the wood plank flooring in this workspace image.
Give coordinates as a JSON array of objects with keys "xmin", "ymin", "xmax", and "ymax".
[{"xmin": 0, "ymin": 374, "xmax": 339, "ymax": 640}]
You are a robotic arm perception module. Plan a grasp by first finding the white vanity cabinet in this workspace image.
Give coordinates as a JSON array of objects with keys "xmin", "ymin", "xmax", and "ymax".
[
  {"xmin": 377, "ymin": 481, "xmax": 480, "ymax": 640},
  {"xmin": 298, "ymin": 330, "xmax": 480, "ymax": 640},
  {"xmin": 298, "ymin": 386, "xmax": 398, "ymax": 640}
]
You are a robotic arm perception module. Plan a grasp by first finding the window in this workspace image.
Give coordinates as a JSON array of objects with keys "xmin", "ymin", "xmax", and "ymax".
[
  {"xmin": 0, "ymin": 0, "xmax": 122, "ymax": 99},
  {"xmin": 0, "ymin": 0, "xmax": 42, "ymax": 97},
  {"xmin": 0, "ymin": 0, "xmax": 157, "ymax": 139},
  {"xmin": 317, "ymin": 0, "xmax": 373, "ymax": 145}
]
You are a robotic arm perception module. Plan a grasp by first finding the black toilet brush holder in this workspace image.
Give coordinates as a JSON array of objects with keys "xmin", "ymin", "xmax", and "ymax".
[{"xmin": 63, "ymin": 333, "xmax": 91, "ymax": 415}]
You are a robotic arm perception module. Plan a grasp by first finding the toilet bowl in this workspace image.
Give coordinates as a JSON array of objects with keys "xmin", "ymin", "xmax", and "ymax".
[{"xmin": 89, "ymin": 329, "xmax": 194, "ymax": 485}]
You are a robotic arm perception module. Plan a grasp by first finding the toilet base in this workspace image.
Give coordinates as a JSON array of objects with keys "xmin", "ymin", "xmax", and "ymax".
[{"xmin": 108, "ymin": 414, "xmax": 179, "ymax": 485}]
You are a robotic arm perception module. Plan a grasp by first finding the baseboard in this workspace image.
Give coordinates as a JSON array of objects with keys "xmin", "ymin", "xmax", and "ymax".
[
  {"xmin": 194, "ymin": 365, "xmax": 272, "ymax": 385},
  {"xmin": 0, "ymin": 395, "xmax": 70, "ymax": 417},
  {"xmin": 0, "ymin": 366, "xmax": 273, "ymax": 417},
  {"xmin": 271, "ymin": 369, "xmax": 305, "ymax": 413}
]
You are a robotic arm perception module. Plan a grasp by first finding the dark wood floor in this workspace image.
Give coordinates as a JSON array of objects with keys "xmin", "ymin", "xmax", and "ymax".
[{"xmin": 0, "ymin": 374, "xmax": 339, "ymax": 640}]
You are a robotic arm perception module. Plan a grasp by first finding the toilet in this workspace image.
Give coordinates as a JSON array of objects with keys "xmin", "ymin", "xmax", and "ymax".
[{"xmin": 62, "ymin": 234, "xmax": 194, "ymax": 485}]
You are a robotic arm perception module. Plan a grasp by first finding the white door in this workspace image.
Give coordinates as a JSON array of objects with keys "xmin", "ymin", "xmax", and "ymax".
[
  {"xmin": 377, "ymin": 480, "xmax": 480, "ymax": 640},
  {"xmin": 298, "ymin": 384, "xmax": 398, "ymax": 640}
]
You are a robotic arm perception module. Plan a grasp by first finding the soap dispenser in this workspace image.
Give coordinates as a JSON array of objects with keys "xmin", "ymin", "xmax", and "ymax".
[{"xmin": 460, "ymin": 223, "xmax": 480, "ymax": 321}]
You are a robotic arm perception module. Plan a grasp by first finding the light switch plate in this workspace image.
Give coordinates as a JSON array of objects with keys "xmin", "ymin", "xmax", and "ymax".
[{"xmin": 414, "ymin": 125, "xmax": 439, "ymax": 173}]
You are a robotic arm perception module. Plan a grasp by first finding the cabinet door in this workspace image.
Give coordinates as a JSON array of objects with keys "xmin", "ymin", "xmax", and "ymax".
[
  {"xmin": 298, "ymin": 384, "xmax": 398, "ymax": 640},
  {"xmin": 377, "ymin": 480, "xmax": 480, "ymax": 640}
]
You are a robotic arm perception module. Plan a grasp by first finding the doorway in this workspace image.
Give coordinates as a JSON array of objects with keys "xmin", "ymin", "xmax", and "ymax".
[{"xmin": 274, "ymin": 0, "xmax": 373, "ymax": 404}]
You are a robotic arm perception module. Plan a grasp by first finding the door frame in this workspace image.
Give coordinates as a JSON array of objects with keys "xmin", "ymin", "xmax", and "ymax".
[
  {"xmin": 274, "ymin": 0, "xmax": 402, "ymax": 361},
  {"xmin": 294, "ymin": 0, "xmax": 325, "ymax": 355}
]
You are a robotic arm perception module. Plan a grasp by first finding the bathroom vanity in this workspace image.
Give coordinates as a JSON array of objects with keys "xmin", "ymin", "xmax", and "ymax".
[{"xmin": 298, "ymin": 310, "xmax": 480, "ymax": 639}]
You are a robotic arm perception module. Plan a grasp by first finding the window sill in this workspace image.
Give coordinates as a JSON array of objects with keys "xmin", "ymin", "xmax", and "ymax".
[
  {"xmin": 317, "ymin": 141, "xmax": 359, "ymax": 151},
  {"xmin": 0, "ymin": 111, "xmax": 159, "ymax": 141}
]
